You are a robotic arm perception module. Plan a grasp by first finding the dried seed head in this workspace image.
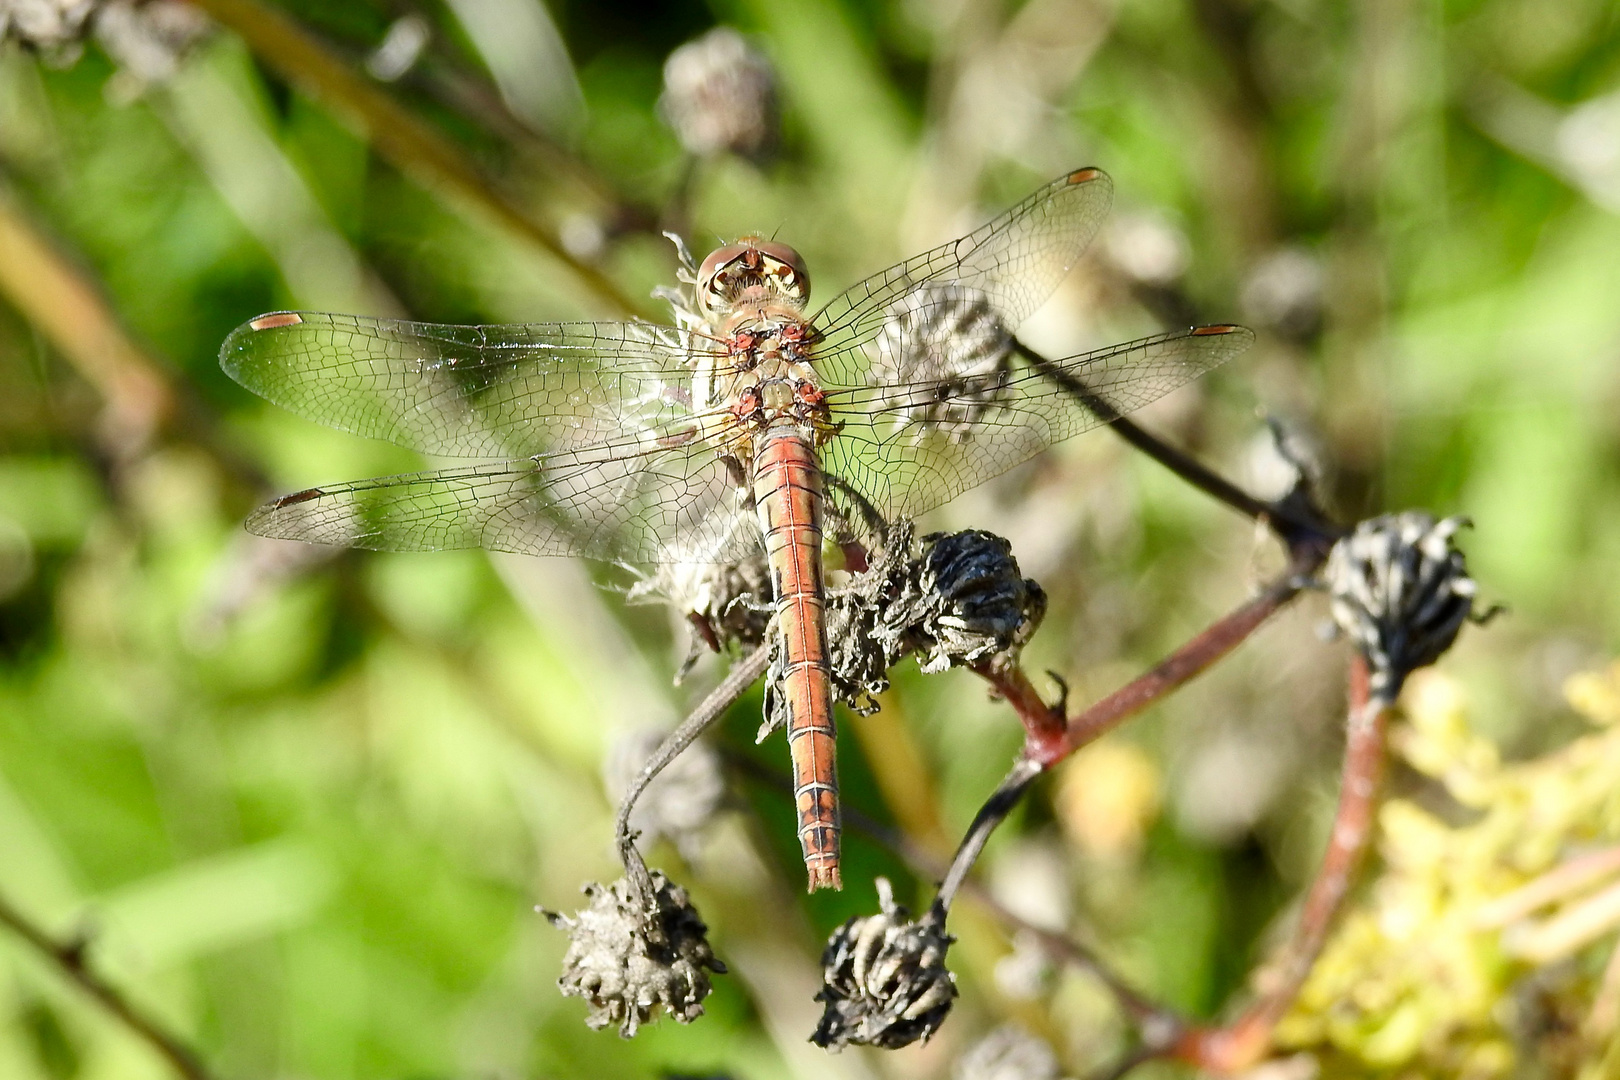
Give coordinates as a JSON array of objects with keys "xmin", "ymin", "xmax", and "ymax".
[
  {"xmin": 811, "ymin": 877, "xmax": 957, "ymax": 1050},
  {"xmin": 547, "ymin": 872, "xmax": 725, "ymax": 1038},
  {"xmin": 954, "ymin": 1024, "xmax": 1063, "ymax": 1080},
  {"xmin": 629, "ymin": 552, "xmax": 773, "ymax": 681},
  {"xmin": 890, "ymin": 528, "xmax": 1046, "ymax": 672},
  {"xmin": 870, "ymin": 284, "xmax": 1015, "ymax": 442},
  {"xmin": 2, "ymin": 0, "xmax": 94, "ymax": 59},
  {"xmin": 2, "ymin": 0, "xmax": 208, "ymax": 86},
  {"xmin": 1323, "ymin": 512, "xmax": 1482, "ymax": 702},
  {"xmin": 604, "ymin": 727, "xmax": 726, "ymax": 859},
  {"xmin": 762, "ymin": 525, "xmax": 1045, "ymax": 735},
  {"xmin": 94, "ymin": 0, "xmax": 209, "ymax": 91},
  {"xmin": 659, "ymin": 27, "xmax": 779, "ymax": 160}
]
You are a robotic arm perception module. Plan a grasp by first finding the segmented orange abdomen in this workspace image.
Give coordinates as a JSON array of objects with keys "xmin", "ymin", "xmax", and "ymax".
[{"xmin": 752, "ymin": 425, "xmax": 840, "ymax": 892}]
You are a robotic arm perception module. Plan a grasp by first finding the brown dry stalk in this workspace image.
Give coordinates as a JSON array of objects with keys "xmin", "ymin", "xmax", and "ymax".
[
  {"xmin": 182, "ymin": 0, "xmax": 642, "ymax": 317},
  {"xmin": 0, "ymin": 891, "xmax": 218, "ymax": 1080}
]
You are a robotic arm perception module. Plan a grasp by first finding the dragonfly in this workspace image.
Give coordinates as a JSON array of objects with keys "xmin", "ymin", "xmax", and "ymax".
[{"xmin": 220, "ymin": 167, "xmax": 1252, "ymax": 892}]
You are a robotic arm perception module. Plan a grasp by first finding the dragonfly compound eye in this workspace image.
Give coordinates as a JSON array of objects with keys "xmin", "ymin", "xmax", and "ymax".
[
  {"xmin": 754, "ymin": 240, "xmax": 810, "ymax": 301},
  {"xmin": 696, "ymin": 239, "xmax": 811, "ymax": 316}
]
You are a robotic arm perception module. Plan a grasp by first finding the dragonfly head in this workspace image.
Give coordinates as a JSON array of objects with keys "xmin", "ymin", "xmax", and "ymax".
[{"xmin": 696, "ymin": 238, "xmax": 811, "ymax": 319}]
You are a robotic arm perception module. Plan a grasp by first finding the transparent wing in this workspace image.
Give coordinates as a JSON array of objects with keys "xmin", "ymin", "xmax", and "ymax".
[
  {"xmin": 807, "ymin": 168, "xmax": 1113, "ymax": 367},
  {"xmin": 220, "ymin": 312, "xmax": 705, "ymax": 459},
  {"xmin": 819, "ymin": 325, "xmax": 1254, "ymax": 533},
  {"xmin": 242, "ymin": 425, "xmax": 764, "ymax": 565}
]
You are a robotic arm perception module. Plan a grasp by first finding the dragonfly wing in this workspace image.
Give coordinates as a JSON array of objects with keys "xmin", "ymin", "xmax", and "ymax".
[
  {"xmin": 808, "ymin": 168, "xmax": 1113, "ymax": 372},
  {"xmin": 221, "ymin": 312, "xmax": 705, "ymax": 459},
  {"xmin": 819, "ymin": 325, "xmax": 1254, "ymax": 534},
  {"xmin": 244, "ymin": 429, "xmax": 764, "ymax": 565}
]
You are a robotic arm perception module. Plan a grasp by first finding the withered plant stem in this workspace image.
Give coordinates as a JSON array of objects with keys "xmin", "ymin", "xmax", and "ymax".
[
  {"xmin": 0, "ymin": 891, "xmax": 218, "ymax": 1080},
  {"xmin": 616, "ymin": 643, "xmax": 771, "ymax": 903},
  {"xmin": 935, "ymin": 757, "xmax": 1041, "ymax": 910},
  {"xmin": 1015, "ymin": 339, "xmax": 1342, "ymax": 554}
]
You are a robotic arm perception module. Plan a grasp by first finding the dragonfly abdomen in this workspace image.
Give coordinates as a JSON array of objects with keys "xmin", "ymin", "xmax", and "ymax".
[{"xmin": 751, "ymin": 425, "xmax": 841, "ymax": 892}]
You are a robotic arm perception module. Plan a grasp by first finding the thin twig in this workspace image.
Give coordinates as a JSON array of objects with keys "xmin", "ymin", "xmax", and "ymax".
[
  {"xmin": 183, "ymin": 0, "xmax": 643, "ymax": 317},
  {"xmin": 1015, "ymin": 338, "xmax": 1343, "ymax": 553},
  {"xmin": 725, "ymin": 747, "xmax": 1186, "ymax": 1035},
  {"xmin": 935, "ymin": 757, "xmax": 1041, "ymax": 909},
  {"xmin": 1171, "ymin": 654, "xmax": 1387, "ymax": 1072},
  {"xmin": 616, "ymin": 643, "xmax": 771, "ymax": 903},
  {"xmin": 0, "ymin": 891, "xmax": 217, "ymax": 1080}
]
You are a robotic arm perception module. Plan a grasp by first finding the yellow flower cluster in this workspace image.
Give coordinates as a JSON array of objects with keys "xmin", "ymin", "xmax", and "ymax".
[{"xmin": 1274, "ymin": 662, "xmax": 1620, "ymax": 1078}]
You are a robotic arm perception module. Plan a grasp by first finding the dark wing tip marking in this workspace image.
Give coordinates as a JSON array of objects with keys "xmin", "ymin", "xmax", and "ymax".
[
  {"xmin": 1191, "ymin": 323, "xmax": 1246, "ymax": 336},
  {"xmin": 248, "ymin": 312, "xmax": 305, "ymax": 331},
  {"xmin": 1067, "ymin": 167, "xmax": 1106, "ymax": 185}
]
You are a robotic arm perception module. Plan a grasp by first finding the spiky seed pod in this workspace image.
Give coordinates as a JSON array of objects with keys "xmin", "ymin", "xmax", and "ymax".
[
  {"xmin": 811, "ymin": 878, "xmax": 957, "ymax": 1050},
  {"xmin": 546, "ymin": 872, "xmax": 725, "ymax": 1038},
  {"xmin": 761, "ymin": 525, "xmax": 1045, "ymax": 735},
  {"xmin": 1323, "ymin": 512, "xmax": 1481, "ymax": 701},
  {"xmin": 869, "ymin": 284, "xmax": 1016, "ymax": 443},
  {"xmin": 2, "ymin": 0, "xmax": 207, "ymax": 86},
  {"xmin": 3, "ymin": 0, "xmax": 94, "ymax": 60},
  {"xmin": 658, "ymin": 27, "xmax": 779, "ymax": 161}
]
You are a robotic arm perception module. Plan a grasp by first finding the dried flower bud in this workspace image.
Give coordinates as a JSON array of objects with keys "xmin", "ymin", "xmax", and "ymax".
[
  {"xmin": 811, "ymin": 877, "xmax": 957, "ymax": 1050},
  {"xmin": 954, "ymin": 1023, "xmax": 1063, "ymax": 1080},
  {"xmin": 3, "ymin": 0, "xmax": 95, "ymax": 61},
  {"xmin": 94, "ymin": 0, "xmax": 209, "ymax": 91},
  {"xmin": 870, "ymin": 284, "xmax": 1015, "ymax": 442},
  {"xmin": 547, "ymin": 872, "xmax": 725, "ymax": 1037},
  {"xmin": 629, "ymin": 552, "xmax": 773, "ymax": 680},
  {"xmin": 762, "ymin": 525, "xmax": 1045, "ymax": 735},
  {"xmin": 883, "ymin": 528, "xmax": 1046, "ymax": 672},
  {"xmin": 1323, "ymin": 512, "xmax": 1481, "ymax": 701},
  {"xmin": 604, "ymin": 726, "xmax": 726, "ymax": 859},
  {"xmin": 659, "ymin": 27, "xmax": 779, "ymax": 160},
  {"xmin": 2, "ymin": 0, "xmax": 207, "ymax": 86}
]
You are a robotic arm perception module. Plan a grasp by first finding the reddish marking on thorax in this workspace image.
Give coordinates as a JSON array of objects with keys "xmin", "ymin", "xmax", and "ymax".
[{"xmin": 751, "ymin": 425, "xmax": 841, "ymax": 891}]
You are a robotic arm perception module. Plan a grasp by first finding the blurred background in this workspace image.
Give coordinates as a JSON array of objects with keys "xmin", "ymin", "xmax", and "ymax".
[{"xmin": 1, "ymin": 0, "xmax": 1619, "ymax": 1078}]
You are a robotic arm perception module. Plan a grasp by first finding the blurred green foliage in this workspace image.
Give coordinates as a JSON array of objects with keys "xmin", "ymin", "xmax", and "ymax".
[{"xmin": 0, "ymin": 0, "xmax": 1618, "ymax": 1078}]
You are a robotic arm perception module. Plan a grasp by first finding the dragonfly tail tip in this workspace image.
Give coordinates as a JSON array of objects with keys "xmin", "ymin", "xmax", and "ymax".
[{"xmin": 807, "ymin": 865, "xmax": 843, "ymax": 892}]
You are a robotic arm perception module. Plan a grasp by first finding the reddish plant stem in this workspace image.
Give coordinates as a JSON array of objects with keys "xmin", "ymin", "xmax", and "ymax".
[
  {"xmin": 0, "ymin": 891, "xmax": 217, "ymax": 1080},
  {"xmin": 979, "ymin": 568, "xmax": 1307, "ymax": 768},
  {"xmin": 1171, "ymin": 654, "xmax": 1387, "ymax": 1072}
]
